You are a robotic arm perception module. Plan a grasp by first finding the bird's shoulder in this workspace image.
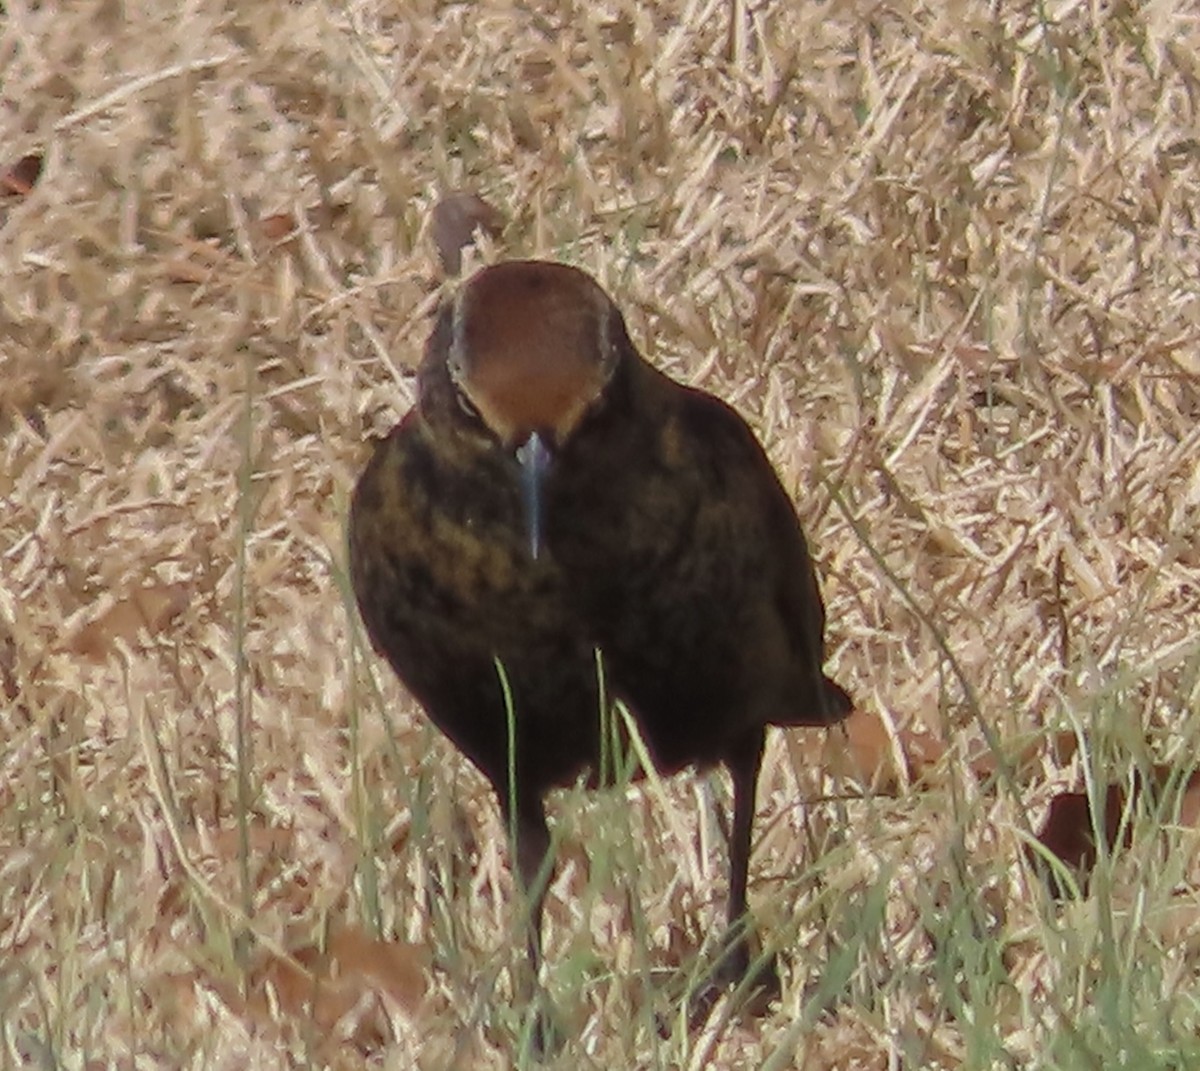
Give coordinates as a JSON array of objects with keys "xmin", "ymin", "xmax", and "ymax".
[
  {"xmin": 350, "ymin": 409, "xmax": 423, "ymax": 515},
  {"xmin": 666, "ymin": 376, "xmax": 827, "ymax": 630},
  {"xmin": 662, "ymin": 379, "xmax": 787, "ymax": 508}
]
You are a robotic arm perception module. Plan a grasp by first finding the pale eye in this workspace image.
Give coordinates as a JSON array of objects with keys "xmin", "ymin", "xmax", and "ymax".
[{"xmin": 456, "ymin": 392, "xmax": 481, "ymax": 421}]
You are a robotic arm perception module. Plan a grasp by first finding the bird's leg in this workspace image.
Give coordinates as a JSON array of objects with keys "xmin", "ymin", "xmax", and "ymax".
[
  {"xmin": 510, "ymin": 802, "xmax": 551, "ymax": 974},
  {"xmin": 723, "ymin": 734, "xmax": 758, "ymax": 974},
  {"xmin": 689, "ymin": 728, "xmax": 780, "ymax": 1027},
  {"xmin": 501, "ymin": 792, "xmax": 557, "ymax": 1051},
  {"xmin": 724, "ymin": 727, "xmax": 779, "ymax": 991}
]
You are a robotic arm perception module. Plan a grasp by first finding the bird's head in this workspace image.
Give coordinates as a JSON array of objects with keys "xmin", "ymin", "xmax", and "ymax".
[{"xmin": 438, "ymin": 260, "xmax": 627, "ymax": 558}]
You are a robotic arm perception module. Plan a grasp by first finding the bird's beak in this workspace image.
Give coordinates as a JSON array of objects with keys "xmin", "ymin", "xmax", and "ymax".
[{"xmin": 515, "ymin": 431, "xmax": 552, "ymax": 560}]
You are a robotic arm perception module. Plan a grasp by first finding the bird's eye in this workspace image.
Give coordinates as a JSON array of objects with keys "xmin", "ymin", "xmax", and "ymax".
[{"xmin": 456, "ymin": 392, "xmax": 481, "ymax": 421}]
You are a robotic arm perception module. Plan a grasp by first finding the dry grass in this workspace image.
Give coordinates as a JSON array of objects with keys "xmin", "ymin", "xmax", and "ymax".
[{"xmin": 3, "ymin": 0, "xmax": 1200, "ymax": 1067}]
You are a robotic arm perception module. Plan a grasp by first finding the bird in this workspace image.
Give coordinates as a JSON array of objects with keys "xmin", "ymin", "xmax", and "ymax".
[{"xmin": 348, "ymin": 258, "xmax": 852, "ymax": 1031}]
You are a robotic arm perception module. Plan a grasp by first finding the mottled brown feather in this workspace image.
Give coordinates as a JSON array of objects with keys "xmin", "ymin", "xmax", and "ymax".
[{"xmin": 348, "ymin": 259, "xmax": 852, "ymax": 1037}]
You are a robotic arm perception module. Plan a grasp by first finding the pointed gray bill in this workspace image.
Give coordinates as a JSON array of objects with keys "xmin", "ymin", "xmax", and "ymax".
[{"xmin": 516, "ymin": 432, "xmax": 552, "ymax": 560}]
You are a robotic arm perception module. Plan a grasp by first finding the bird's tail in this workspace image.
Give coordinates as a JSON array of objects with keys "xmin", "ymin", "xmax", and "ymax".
[
  {"xmin": 778, "ymin": 676, "xmax": 854, "ymax": 727},
  {"xmin": 820, "ymin": 678, "xmax": 854, "ymax": 723}
]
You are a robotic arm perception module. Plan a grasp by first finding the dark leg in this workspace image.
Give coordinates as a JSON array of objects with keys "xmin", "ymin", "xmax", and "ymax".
[
  {"xmin": 500, "ymin": 791, "xmax": 556, "ymax": 1051},
  {"xmin": 509, "ymin": 799, "xmax": 551, "ymax": 975},
  {"xmin": 724, "ymin": 727, "xmax": 779, "ymax": 991},
  {"xmin": 688, "ymin": 728, "xmax": 780, "ymax": 1027},
  {"xmin": 723, "ymin": 727, "xmax": 765, "ymax": 979}
]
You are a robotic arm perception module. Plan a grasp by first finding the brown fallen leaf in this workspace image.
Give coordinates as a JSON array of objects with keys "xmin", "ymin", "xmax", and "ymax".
[
  {"xmin": 215, "ymin": 926, "xmax": 428, "ymax": 1051},
  {"xmin": 162, "ymin": 258, "xmax": 218, "ymax": 284},
  {"xmin": 1030, "ymin": 787, "xmax": 1128, "ymax": 891},
  {"xmin": 324, "ymin": 926, "xmax": 428, "ymax": 1012},
  {"xmin": 1179, "ymin": 769, "xmax": 1200, "ymax": 828},
  {"xmin": 1031, "ymin": 763, "xmax": 1200, "ymax": 896},
  {"xmin": 0, "ymin": 626, "xmax": 18, "ymax": 701},
  {"xmin": 1021, "ymin": 730, "xmax": 1080, "ymax": 774},
  {"xmin": 822, "ymin": 708, "xmax": 944, "ymax": 793},
  {"xmin": 1, "ymin": 153, "xmax": 43, "ymax": 197},
  {"xmin": 258, "ymin": 211, "xmax": 298, "ymax": 242},
  {"xmin": 431, "ymin": 191, "xmax": 503, "ymax": 274},
  {"xmin": 161, "ymin": 235, "xmax": 230, "ymax": 284},
  {"xmin": 70, "ymin": 583, "xmax": 190, "ymax": 662}
]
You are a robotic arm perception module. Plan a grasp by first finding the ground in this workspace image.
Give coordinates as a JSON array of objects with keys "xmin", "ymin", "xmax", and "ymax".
[{"xmin": 2, "ymin": 1, "xmax": 1200, "ymax": 1068}]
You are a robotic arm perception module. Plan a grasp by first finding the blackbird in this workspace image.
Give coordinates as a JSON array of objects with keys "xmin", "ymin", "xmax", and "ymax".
[{"xmin": 349, "ymin": 259, "xmax": 852, "ymax": 1023}]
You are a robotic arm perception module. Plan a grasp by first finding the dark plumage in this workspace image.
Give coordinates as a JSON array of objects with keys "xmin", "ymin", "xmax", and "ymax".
[{"xmin": 349, "ymin": 259, "xmax": 852, "ymax": 1025}]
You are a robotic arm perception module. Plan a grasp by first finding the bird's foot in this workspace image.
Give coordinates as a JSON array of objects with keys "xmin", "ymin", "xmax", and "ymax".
[{"xmin": 686, "ymin": 941, "xmax": 782, "ymax": 1030}]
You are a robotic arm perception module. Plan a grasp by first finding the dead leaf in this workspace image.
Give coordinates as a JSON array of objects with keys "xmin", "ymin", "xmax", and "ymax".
[
  {"xmin": 823, "ymin": 709, "xmax": 944, "ymax": 793},
  {"xmin": 431, "ymin": 191, "xmax": 503, "ymax": 274},
  {"xmin": 1179, "ymin": 770, "xmax": 1200, "ymax": 828},
  {"xmin": 258, "ymin": 212, "xmax": 298, "ymax": 242},
  {"xmin": 1, "ymin": 153, "xmax": 43, "ymax": 197},
  {"xmin": 1029, "ymin": 760, "xmax": 1200, "ymax": 896},
  {"xmin": 216, "ymin": 926, "xmax": 428, "ymax": 1052},
  {"xmin": 1031, "ymin": 730, "xmax": 1079, "ymax": 770},
  {"xmin": 1029, "ymin": 786, "xmax": 1128, "ymax": 895},
  {"xmin": 0, "ymin": 627, "xmax": 18, "ymax": 701},
  {"xmin": 71, "ymin": 583, "xmax": 190, "ymax": 662},
  {"xmin": 324, "ymin": 927, "xmax": 428, "ymax": 1011},
  {"xmin": 162, "ymin": 259, "xmax": 216, "ymax": 284}
]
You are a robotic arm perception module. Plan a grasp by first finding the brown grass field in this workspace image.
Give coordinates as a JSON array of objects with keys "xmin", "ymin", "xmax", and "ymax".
[{"xmin": 3, "ymin": 1, "xmax": 1200, "ymax": 1067}]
